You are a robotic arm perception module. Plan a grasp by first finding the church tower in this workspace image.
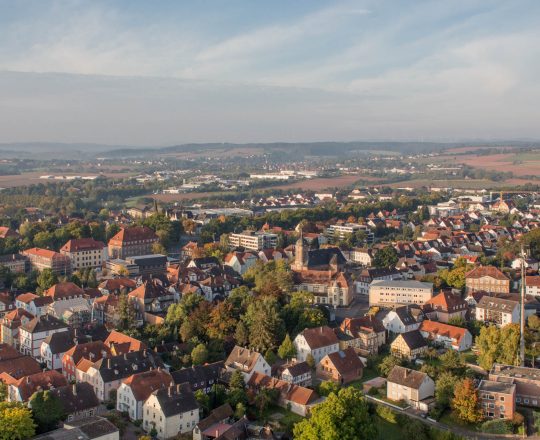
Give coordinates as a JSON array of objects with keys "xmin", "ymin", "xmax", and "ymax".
[{"xmin": 294, "ymin": 228, "xmax": 308, "ymax": 270}]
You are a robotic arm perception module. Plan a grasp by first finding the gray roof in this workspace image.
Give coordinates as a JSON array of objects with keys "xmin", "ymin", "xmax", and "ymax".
[
  {"xmin": 477, "ymin": 296, "xmax": 518, "ymax": 312},
  {"xmin": 398, "ymin": 330, "xmax": 427, "ymax": 350},
  {"xmin": 32, "ymin": 416, "xmax": 118, "ymax": 440},
  {"xmin": 153, "ymin": 383, "xmax": 199, "ymax": 417},
  {"xmin": 387, "ymin": 365, "xmax": 429, "ymax": 389},
  {"xmin": 478, "ymin": 379, "xmax": 515, "ymax": 395}
]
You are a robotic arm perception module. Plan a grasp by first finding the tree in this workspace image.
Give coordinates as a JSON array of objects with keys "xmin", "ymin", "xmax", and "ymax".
[
  {"xmin": 373, "ymin": 246, "xmax": 398, "ymax": 268},
  {"xmin": 439, "ymin": 350, "xmax": 464, "ymax": 373},
  {"xmin": 264, "ymin": 349, "xmax": 277, "ymax": 366},
  {"xmin": 118, "ymin": 293, "xmax": 137, "ymax": 333},
  {"xmin": 229, "ymin": 370, "xmax": 246, "ymax": 391},
  {"xmin": 191, "ymin": 344, "xmax": 209, "ymax": 366},
  {"xmin": 194, "ymin": 389, "xmax": 210, "ymax": 416},
  {"xmin": 234, "ymin": 321, "xmax": 249, "ymax": 346},
  {"xmin": 499, "ymin": 324, "xmax": 520, "ymax": 365},
  {"xmin": 306, "ymin": 353, "xmax": 315, "ymax": 369},
  {"xmin": 318, "ymin": 380, "xmax": 340, "ymax": 397},
  {"xmin": 244, "ymin": 296, "xmax": 284, "ymax": 353},
  {"xmin": 476, "ymin": 325, "xmax": 501, "ymax": 370},
  {"xmin": 36, "ymin": 268, "xmax": 58, "ymax": 294},
  {"xmin": 435, "ymin": 372, "xmax": 459, "ymax": 408},
  {"xmin": 293, "ymin": 387, "xmax": 377, "ymax": 440},
  {"xmin": 278, "ymin": 334, "xmax": 296, "ymax": 360},
  {"xmin": 451, "ymin": 378, "xmax": 483, "ymax": 423},
  {"xmin": 29, "ymin": 390, "xmax": 65, "ymax": 433},
  {"xmin": 403, "ymin": 419, "xmax": 429, "ymax": 440},
  {"xmin": 254, "ymin": 388, "xmax": 278, "ymax": 419},
  {"xmin": 0, "ymin": 402, "xmax": 35, "ymax": 440},
  {"xmin": 378, "ymin": 355, "xmax": 403, "ymax": 376}
]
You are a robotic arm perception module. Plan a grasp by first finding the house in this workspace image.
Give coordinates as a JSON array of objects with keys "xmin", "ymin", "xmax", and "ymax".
[
  {"xmin": 0, "ymin": 254, "xmax": 27, "ymax": 274},
  {"xmin": 21, "ymin": 248, "xmax": 72, "ymax": 275},
  {"xmin": 475, "ymin": 296, "xmax": 520, "ymax": 326},
  {"xmin": 128, "ymin": 279, "xmax": 177, "ymax": 324},
  {"xmin": 80, "ymin": 349, "xmax": 164, "ymax": 401},
  {"xmin": 369, "ymin": 280, "xmax": 433, "ymax": 307},
  {"xmin": 229, "ymin": 231, "xmax": 278, "ymax": 251},
  {"xmin": 423, "ymin": 291, "xmax": 468, "ymax": 323},
  {"xmin": 526, "ymin": 276, "xmax": 540, "ymax": 297},
  {"xmin": 419, "ymin": 320, "xmax": 472, "ymax": 352},
  {"xmin": 356, "ymin": 267, "xmax": 403, "ymax": 295},
  {"xmin": 142, "ymin": 383, "xmax": 199, "ymax": 439},
  {"xmin": 382, "ymin": 306, "xmax": 422, "ymax": 334},
  {"xmin": 387, "ymin": 366, "xmax": 435, "ymax": 412},
  {"xmin": 390, "ymin": 330, "xmax": 428, "ymax": 360},
  {"xmin": 107, "ymin": 226, "xmax": 159, "ymax": 260},
  {"xmin": 224, "ymin": 251, "xmax": 258, "ymax": 275},
  {"xmin": 276, "ymin": 361, "xmax": 312, "ymax": 387},
  {"xmin": 117, "ymin": 368, "xmax": 173, "ymax": 421},
  {"xmin": 465, "ymin": 266, "xmax": 510, "ymax": 294},
  {"xmin": 1, "ymin": 308, "xmax": 34, "ymax": 348},
  {"xmin": 40, "ymin": 330, "xmax": 76, "ymax": 370},
  {"xmin": 32, "ymin": 416, "xmax": 119, "ymax": 440},
  {"xmin": 170, "ymin": 361, "xmax": 224, "ymax": 394},
  {"xmin": 247, "ymin": 372, "xmax": 319, "ymax": 416},
  {"xmin": 60, "ymin": 238, "xmax": 107, "ymax": 270},
  {"xmin": 338, "ymin": 316, "xmax": 386, "ymax": 355},
  {"xmin": 225, "ymin": 346, "xmax": 270, "ymax": 382},
  {"xmin": 478, "ymin": 379, "xmax": 516, "ymax": 420},
  {"xmin": 316, "ymin": 347, "xmax": 363, "ymax": 385},
  {"xmin": 104, "ymin": 330, "xmax": 147, "ymax": 355},
  {"xmin": 193, "ymin": 403, "xmax": 234, "ymax": 440},
  {"xmin": 48, "ymin": 382, "xmax": 101, "ymax": 422},
  {"xmin": 63, "ymin": 340, "xmax": 111, "ymax": 382},
  {"xmin": 16, "ymin": 292, "xmax": 53, "ymax": 317},
  {"xmin": 0, "ymin": 344, "xmax": 41, "ymax": 381},
  {"xmin": 490, "ymin": 364, "xmax": 540, "ymax": 408},
  {"xmin": 349, "ymin": 248, "xmax": 373, "ymax": 266},
  {"xmin": 293, "ymin": 326, "xmax": 340, "ymax": 364},
  {"xmin": 8, "ymin": 370, "xmax": 68, "ymax": 402},
  {"xmin": 19, "ymin": 314, "xmax": 69, "ymax": 359},
  {"xmin": 44, "ymin": 282, "xmax": 85, "ymax": 301},
  {"xmin": 98, "ymin": 277, "xmax": 136, "ymax": 295}
]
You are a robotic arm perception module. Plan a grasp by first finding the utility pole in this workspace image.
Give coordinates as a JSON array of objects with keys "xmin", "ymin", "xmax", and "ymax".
[{"xmin": 520, "ymin": 243, "xmax": 527, "ymax": 367}]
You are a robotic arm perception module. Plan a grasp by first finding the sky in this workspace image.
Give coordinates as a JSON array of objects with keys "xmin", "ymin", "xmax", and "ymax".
[{"xmin": 0, "ymin": 0, "xmax": 539, "ymax": 146}]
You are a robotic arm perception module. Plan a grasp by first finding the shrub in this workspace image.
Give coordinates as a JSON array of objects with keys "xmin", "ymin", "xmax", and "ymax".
[
  {"xmin": 480, "ymin": 419, "xmax": 512, "ymax": 434},
  {"xmin": 375, "ymin": 405, "xmax": 397, "ymax": 423},
  {"xmin": 512, "ymin": 412, "xmax": 524, "ymax": 427},
  {"xmin": 134, "ymin": 419, "xmax": 142, "ymax": 427}
]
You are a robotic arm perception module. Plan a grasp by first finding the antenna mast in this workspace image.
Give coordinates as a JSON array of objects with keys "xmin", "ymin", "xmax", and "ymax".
[{"xmin": 520, "ymin": 243, "xmax": 526, "ymax": 367}]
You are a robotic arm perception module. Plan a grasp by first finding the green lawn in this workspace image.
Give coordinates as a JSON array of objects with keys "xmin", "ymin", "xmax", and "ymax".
[
  {"xmin": 263, "ymin": 405, "xmax": 303, "ymax": 432},
  {"xmin": 439, "ymin": 410, "xmax": 479, "ymax": 431},
  {"xmin": 375, "ymin": 414, "xmax": 402, "ymax": 440}
]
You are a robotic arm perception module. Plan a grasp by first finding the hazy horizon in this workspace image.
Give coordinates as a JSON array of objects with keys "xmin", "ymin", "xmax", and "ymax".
[{"xmin": 1, "ymin": 0, "xmax": 539, "ymax": 146}]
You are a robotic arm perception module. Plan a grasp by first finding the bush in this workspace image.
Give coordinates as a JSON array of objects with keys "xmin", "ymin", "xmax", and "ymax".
[
  {"xmin": 376, "ymin": 404, "xmax": 397, "ymax": 423},
  {"xmin": 367, "ymin": 386, "xmax": 379, "ymax": 396},
  {"xmin": 533, "ymin": 411, "xmax": 540, "ymax": 433},
  {"xmin": 480, "ymin": 419, "xmax": 512, "ymax": 434},
  {"xmin": 134, "ymin": 419, "xmax": 142, "ymax": 427},
  {"xmin": 512, "ymin": 411, "xmax": 524, "ymax": 427}
]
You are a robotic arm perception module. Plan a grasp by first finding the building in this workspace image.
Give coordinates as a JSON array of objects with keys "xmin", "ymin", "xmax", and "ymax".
[
  {"xmin": 170, "ymin": 361, "xmax": 224, "ymax": 394},
  {"xmin": 390, "ymin": 330, "xmax": 428, "ymax": 360},
  {"xmin": 276, "ymin": 361, "xmax": 312, "ymax": 387},
  {"xmin": 16, "ymin": 293, "xmax": 52, "ymax": 317},
  {"xmin": 48, "ymin": 382, "xmax": 101, "ymax": 422},
  {"xmin": 316, "ymin": 347, "xmax": 363, "ymax": 385},
  {"xmin": 142, "ymin": 383, "xmax": 199, "ymax": 439},
  {"xmin": 193, "ymin": 404, "xmax": 234, "ymax": 440},
  {"xmin": 356, "ymin": 267, "xmax": 403, "ymax": 296},
  {"xmin": 369, "ymin": 280, "xmax": 433, "ymax": 307},
  {"xmin": 526, "ymin": 276, "xmax": 540, "ymax": 297},
  {"xmin": 423, "ymin": 291, "xmax": 468, "ymax": 323},
  {"xmin": 62, "ymin": 341, "xmax": 111, "ymax": 382},
  {"xmin": 326, "ymin": 223, "xmax": 374, "ymax": 244},
  {"xmin": 478, "ymin": 379, "xmax": 516, "ymax": 420},
  {"xmin": 247, "ymin": 372, "xmax": 319, "ymax": 416},
  {"xmin": 229, "ymin": 231, "xmax": 278, "ymax": 251},
  {"xmin": 108, "ymin": 226, "xmax": 159, "ymax": 260},
  {"xmin": 21, "ymin": 248, "xmax": 72, "ymax": 275},
  {"xmin": 338, "ymin": 316, "xmax": 386, "ymax": 354},
  {"xmin": 224, "ymin": 251, "xmax": 258, "ymax": 275},
  {"xmin": 294, "ymin": 326, "xmax": 340, "ymax": 364},
  {"xmin": 8, "ymin": 370, "xmax": 68, "ymax": 402},
  {"xmin": 60, "ymin": 238, "xmax": 107, "ymax": 270},
  {"xmin": 475, "ymin": 296, "xmax": 520, "ymax": 326},
  {"xmin": 19, "ymin": 314, "xmax": 69, "ymax": 359},
  {"xmin": 104, "ymin": 330, "xmax": 146, "ymax": 355},
  {"xmin": 387, "ymin": 366, "xmax": 435, "ymax": 412},
  {"xmin": 0, "ymin": 254, "xmax": 27, "ymax": 273},
  {"xmin": 126, "ymin": 254, "xmax": 168, "ymax": 276},
  {"xmin": 382, "ymin": 306, "xmax": 423, "ymax": 334},
  {"xmin": 348, "ymin": 248, "xmax": 373, "ymax": 266},
  {"xmin": 224, "ymin": 346, "xmax": 270, "ymax": 382},
  {"xmin": 465, "ymin": 266, "xmax": 510, "ymax": 294},
  {"xmin": 490, "ymin": 364, "xmax": 540, "ymax": 408},
  {"xmin": 419, "ymin": 320, "xmax": 473, "ymax": 352},
  {"xmin": 117, "ymin": 368, "xmax": 173, "ymax": 421},
  {"xmin": 80, "ymin": 349, "xmax": 163, "ymax": 401},
  {"xmin": 32, "ymin": 416, "xmax": 119, "ymax": 440},
  {"xmin": 40, "ymin": 330, "xmax": 77, "ymax": 370},
  {"xmin": 1, "ymin": 308, "xmax": 34, "ymax": 348}
]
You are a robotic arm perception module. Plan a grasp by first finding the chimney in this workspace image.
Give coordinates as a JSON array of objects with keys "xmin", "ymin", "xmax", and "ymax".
[
  {"xmin": 72, "ymin": 384, "xmax": 77, "ymax": 396},
  {"xmin": 107, "ymin": 358, "xmax": 111, "ymax": 369}
]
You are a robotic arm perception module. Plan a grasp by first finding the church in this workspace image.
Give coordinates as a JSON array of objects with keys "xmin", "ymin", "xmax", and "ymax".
[{"xmin": 291, "ymin": 232, "xmax": 354, "ymax": 307}]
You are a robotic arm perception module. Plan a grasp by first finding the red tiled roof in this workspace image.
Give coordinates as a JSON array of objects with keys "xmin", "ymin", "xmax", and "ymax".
[
  {"xmin": 109, "ymin": 226, "xmax": 158, "ymax": 244},
  {"xmin": 122, "ymin": 369, "xmax": 172, "ymax": 401},
  {"xmin": 526, "ymin": 276, "xmax": 540, "ymax": 288},
  {"xmin": 299, "ymin": 326, "xmax": 339, "ymax": 349},
  {"xmin": 248, "ymin": 372, "xmax": 318, "ymax": 406},
  {"xmin": 420, "ymin": 320, "xmax": 468, "ymax": 346},
  {"xmin": 105, "ymin": 330, "xmax": 146, "ymax": 354},
  {"xmin": 22, "ymin": 248, "xmax": 65, "ymax": 259},
  {"xmin": 45, "ymin": 282, "xmax": 85, "ymax": 300},
  {"xmin": 60, "ymin": 238, "xmax": 105, "ymax": 253},
  {"xmin": 13, "ymin": 370, "xmax": 68, "ymax": 401},
  {"xmin": 466, "ymin": 266, "xmax": 509, "ymax": 281}
]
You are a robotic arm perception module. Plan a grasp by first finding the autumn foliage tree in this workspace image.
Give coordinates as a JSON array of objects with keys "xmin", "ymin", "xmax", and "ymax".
[{"xmin": 452, "ymin": 378, "xmax": 483, "ymax": 423}]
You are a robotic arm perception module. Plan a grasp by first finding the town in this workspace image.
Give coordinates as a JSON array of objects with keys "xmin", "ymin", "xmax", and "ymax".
[{"xmin": 0, "ymin": 164, "xmax": 538, "ymax": 440}]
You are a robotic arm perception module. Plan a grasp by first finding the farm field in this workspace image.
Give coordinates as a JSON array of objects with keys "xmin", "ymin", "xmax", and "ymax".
[
  {"xmin": 0, "ymin": 170, "xmax": 134, "ymax": 188},
  {"xmin": 385, "ymin": 178, "xmax": 522, "ymax": 190},
  {"xmin": 432, "ymin": 151, "xmax": 540, "ymax": 177}
]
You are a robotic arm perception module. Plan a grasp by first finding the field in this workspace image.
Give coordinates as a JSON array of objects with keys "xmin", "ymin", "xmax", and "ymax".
[
  {"xmin": 0, "ymin": 170, "xmax": 134, "ymax": 188},
  {"xmin": 272, "ymin": 174, "xmax": 382, "ymax": 191},
  {"xmin": 432, "ymin": 151, "xmax": 540, "ymax": 178},
  {"xmin": 385, "ymin": 178, "xmax": 507, "ymax": 190}
]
